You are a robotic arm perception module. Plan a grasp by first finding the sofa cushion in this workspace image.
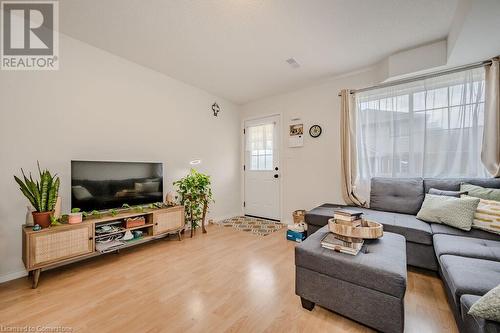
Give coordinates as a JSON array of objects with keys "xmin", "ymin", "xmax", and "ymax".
[
  {"xmin": 460, "ymin": 295, "xmax": 500, "ymax": 333},
  {"xmin": 461, "ymin": 294, "xmax": 482, "ymax": 319},
  {"xmin": 440, "ymin": 255, "xmax": 500, "ymax": 305},
  {"xmin": 468, "ymin": 284, "xmax": 500, "ymax": 322},
  {"xmin": 424, "ymin": 178, "xmax": 500, "ymax": 194},
  {"xmin": 370, "ymin": 177, "xmax": 424, "ymax": 215},
  {"xmin": 433, "ymin": 234, "xmax": 500, "ymax": 262},
  {"xmin": 430, "ymin": 223, "xmax": 500, "ymax": 242},
  {"xmin": 355, "ymin": 208, "xmax": 433, "ymax": 245},
  {"xmin": 295, "ymin": 225, "xmax": 407, "ymax": 298},
  {"xmin": 305, "ymin": 203, "xmax": 344, "ymax": 227}
]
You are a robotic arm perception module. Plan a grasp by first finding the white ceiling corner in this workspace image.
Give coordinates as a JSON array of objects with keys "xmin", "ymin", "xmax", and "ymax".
[{"xmin": 59, "ymin": 0, "xmax": 460, "ymax": 104}]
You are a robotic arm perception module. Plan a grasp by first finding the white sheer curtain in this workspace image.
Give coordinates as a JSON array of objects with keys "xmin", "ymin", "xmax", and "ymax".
[{"xmin": 355, "ymin": 67, "xmax": 488, "ymax": 202}]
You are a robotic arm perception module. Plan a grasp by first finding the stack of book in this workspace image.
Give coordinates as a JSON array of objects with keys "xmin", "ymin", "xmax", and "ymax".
[{"xmin": 321, "ymin": 209, "xmax": 364, "ymax": 255}]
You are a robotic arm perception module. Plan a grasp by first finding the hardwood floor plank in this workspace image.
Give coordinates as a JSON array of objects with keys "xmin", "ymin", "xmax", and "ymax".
[{"xmin": 0, "ymin": 225, "xmax": 458, "ymax": 332}]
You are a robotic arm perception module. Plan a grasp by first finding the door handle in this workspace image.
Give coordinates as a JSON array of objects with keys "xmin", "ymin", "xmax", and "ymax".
[{"xmin": 274, "ymin": 174, "xmax": 279, "ymax": 179}]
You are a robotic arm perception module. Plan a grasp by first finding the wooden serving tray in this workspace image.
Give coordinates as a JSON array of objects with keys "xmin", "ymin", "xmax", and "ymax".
[{"xmin": 328, "ymin": 218, "xmax": 383, "ymax": 239}]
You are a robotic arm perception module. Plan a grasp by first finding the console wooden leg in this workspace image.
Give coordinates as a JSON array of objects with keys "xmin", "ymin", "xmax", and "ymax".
[
  {"xmin": 300, "ymin": 297, "xmax": 315, "ymax": 311},
  {"xmin": 177, "ymin": 230, "xmax": 182, "ymax": 241},
  {"xmin": 32, "ymin": 269, "xmax": 41, "ymax": 289}
]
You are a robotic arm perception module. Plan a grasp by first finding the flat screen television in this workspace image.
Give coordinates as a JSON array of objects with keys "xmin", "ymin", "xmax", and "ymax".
[{"xmin": 71, "ymin": 161, "xmax": 163, "ymax": 211}]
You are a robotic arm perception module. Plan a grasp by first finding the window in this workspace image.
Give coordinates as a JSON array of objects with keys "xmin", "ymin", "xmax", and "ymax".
[
  {"xmin": 355, "ymin": 67, "xmax": 487, "ymax": 199},
  {"xmin": 246, "ymin": 123, "xmax": 274, "ymax": 170}
]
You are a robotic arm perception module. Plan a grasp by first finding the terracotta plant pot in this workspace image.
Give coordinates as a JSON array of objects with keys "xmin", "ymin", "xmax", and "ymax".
[
  {"xmin": 32, "ymin": 211, "xmax": 53, "ymax": 228},
  {"xmin": 68, "ymin": 212, "xmax": 83, "ymax": 224}
]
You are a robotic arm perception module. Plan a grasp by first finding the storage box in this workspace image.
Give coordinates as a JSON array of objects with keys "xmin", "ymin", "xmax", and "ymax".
[
  {"xmin": 124, "ymin": 217, "xmax": 145, "ymax": 228},
  {"xmin": 287, "ymin": 230, "xmax": 306, "ymax": 243}
]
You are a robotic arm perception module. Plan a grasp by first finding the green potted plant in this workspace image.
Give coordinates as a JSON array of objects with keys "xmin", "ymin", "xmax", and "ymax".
[
  {"xmin": 174, "ymin": 169, "xmax": 213, "ymax": 237},
  {"xmin": 14, "ymin": 163, "xmax": 60, "ymax": 228}
]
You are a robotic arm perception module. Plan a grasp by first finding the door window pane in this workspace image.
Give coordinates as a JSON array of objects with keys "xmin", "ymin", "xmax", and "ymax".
[{"xmin": 246, "ymin": 124, "xmax": 274, "ymax": 170}]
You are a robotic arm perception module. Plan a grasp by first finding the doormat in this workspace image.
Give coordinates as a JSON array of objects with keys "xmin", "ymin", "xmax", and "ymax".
[{"xmin": 219, "ymin": 216, "xmax": 284, "ymax": 236}]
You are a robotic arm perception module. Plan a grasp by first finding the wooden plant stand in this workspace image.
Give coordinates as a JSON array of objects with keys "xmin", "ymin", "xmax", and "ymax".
[{"xmin": 189, "ymin": 201, "xmax": 208, "ymax": 237}]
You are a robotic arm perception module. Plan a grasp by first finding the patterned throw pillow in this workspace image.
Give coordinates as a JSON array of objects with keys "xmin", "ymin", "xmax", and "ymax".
[
  {"xmin": 416, "ymin": 194, "xmax": 480, "ymax": 231},
  {"xmin": 463, "ymin": 195, "xmax": 500, "ymax": 235},
  {"xmin": 469, "ymin": 284, "xmax": 500, "ymax": 322}
]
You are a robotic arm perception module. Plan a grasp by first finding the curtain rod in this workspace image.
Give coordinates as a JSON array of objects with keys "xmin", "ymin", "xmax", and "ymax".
[{"xmin": 337, "ymin": 60, "xmax": 492, "ymax": 97}]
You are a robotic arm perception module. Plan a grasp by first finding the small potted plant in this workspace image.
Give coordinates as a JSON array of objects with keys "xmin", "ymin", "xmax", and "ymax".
[
  {"xmin": 68, "ymin": 208, "xmax": 83, "ymax": 224},
  {"xmin": 14, "ymin": 162, "xmax": 60, "ymax": 228}
]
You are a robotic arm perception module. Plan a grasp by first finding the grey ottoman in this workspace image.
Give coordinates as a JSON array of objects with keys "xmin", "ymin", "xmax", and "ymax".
[{"xmin": 295, "ymin": 225, "xmax": 407, "ymax": 333}]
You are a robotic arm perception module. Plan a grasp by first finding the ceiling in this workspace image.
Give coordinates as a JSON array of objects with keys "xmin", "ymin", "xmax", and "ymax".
[{"xmin": 59, "ymin": 0, "xmax": 458, "ymax": 104}]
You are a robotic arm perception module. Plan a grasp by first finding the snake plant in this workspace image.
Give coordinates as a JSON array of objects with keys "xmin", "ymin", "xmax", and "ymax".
[{"xmin": 14, "ymin": 162, "xmax": 60, "ymax": 212}]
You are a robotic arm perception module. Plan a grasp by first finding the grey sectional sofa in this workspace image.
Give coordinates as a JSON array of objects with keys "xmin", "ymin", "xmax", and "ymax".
[{"xmin": 304, "ymin": 177, "xmax": 500, "ymax": 333}]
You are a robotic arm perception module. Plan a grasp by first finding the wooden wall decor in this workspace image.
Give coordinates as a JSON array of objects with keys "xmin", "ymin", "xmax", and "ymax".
[{"xmin": 212, "ymin": 102, "xmax": 220, "ymax": 117}]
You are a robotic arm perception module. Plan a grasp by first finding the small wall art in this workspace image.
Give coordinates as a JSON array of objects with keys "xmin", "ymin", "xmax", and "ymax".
[
  {"xmin": 289, "ymin": 123, "xmax": 304, "ymax": 147},
  {"xmin": 212, "ymin": 102, "xmax": 220, "ymax": 117}
]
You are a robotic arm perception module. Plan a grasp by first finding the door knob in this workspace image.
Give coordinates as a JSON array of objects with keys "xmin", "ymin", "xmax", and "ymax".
[{"xmin": 274, "ymin": 174, "xmax": 279, "ymax": 178}]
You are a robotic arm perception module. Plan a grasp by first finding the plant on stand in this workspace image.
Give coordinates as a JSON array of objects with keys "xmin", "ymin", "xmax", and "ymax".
[
  {"xmin": 14, "ymin": 162, "xmax": 60, "ymax": 228},
  {"xmin": 173, "ymin": 169, "xmax": 213, "ymax": 237}
]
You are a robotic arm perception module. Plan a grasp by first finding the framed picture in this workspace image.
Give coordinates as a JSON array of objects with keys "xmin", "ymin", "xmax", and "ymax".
[
  {"xmin": 289, "ymin": 123, "xmax": 304, "ymax": 136},
  {"xmin": 289, "ymin": 123, "xmax": 304, "ymax": 147}
]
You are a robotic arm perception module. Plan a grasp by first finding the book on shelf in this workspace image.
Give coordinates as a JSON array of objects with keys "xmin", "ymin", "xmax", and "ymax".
[{"xmin": 321, "ymin": 232, "xmax": 364, "ymax": 255}]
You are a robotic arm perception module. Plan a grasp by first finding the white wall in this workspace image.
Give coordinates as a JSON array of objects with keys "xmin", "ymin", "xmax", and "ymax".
[
  {"xmin": 0, "ymin": 34, "xmax": 242, "ymax": 281},
  {"xmin": 241, "ymin": 68, "xmax": 382, "ymax": 224}
]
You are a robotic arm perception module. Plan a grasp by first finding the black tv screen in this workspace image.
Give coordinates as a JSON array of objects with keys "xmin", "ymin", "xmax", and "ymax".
[{"xmin": 71, "ymin": 161, "xmax": 163, "ymax": 211}]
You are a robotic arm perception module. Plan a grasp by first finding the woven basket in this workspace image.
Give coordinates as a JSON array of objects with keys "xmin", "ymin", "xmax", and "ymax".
[
  {"xmin": 293, "ymin": 210, "xmax": 306, "ymax": 224},
  {"xmin": 328, "ymin": 218, "xmax": 383, "ymax": 239}
]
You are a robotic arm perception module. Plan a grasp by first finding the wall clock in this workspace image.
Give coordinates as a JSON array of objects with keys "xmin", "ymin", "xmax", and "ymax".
[{"xmin": 309, "ymin": 125, "xmax": 322, "ymax": 138}]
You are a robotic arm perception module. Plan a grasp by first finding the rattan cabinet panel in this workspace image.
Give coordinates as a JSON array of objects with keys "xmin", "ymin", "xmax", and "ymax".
[
  {"xmin": 30, "ymin": 225, "xmax": 93, "ymax": 267},
  {"xmin": 153, "ymin": 207, "xmax": 184, "ymax": 235}
]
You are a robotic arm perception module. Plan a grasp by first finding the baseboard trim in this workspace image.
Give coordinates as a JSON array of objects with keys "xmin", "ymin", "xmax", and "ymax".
[
  {"xmin": 210, "ymin": 213, "xmax": 242, "ymax": 223},
  {"xmin": 0, "ymin": 270, "xmax": 28, "ymax": 284}
]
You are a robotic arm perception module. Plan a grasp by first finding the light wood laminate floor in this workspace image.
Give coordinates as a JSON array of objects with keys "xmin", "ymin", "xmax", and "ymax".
[{"xmin": 0, "ymin": 224, "xmax": 458, "ymax": 333}]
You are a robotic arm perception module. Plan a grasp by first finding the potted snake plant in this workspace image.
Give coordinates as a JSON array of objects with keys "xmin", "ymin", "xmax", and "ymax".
[{"xmin": 14, "ymin": 162, "xmax": 60, "ymax": 228}]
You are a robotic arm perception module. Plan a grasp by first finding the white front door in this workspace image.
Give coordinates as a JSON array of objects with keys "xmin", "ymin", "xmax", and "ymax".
[{"xmin": 244, "ymin": 115, "xmax": 281, "ymax": 220}]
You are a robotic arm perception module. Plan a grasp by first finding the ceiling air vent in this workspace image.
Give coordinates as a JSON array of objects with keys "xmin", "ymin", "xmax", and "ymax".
[{"xmin": 286, "ymin": 58, "xmax": 300, "ymax": 69}]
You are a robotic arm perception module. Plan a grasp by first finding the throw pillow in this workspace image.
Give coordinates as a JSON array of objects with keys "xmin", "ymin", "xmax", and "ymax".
[
  {"xmin": 469, "ymin": 284, "xmax": 500, "ymax": 322},
  {"xmin": 461, "ymin": 183, "xmax": 500, "ymax": 201},
  {"xmin": 416, "ymin": 194, "xmax": 480, "ymax": 231},
  {"xmin": 428, "ymin": 188, "xmax": 467, "ymax": 198},
  {"xmin": 463, "ymin": 195, "xmax": 500, "ymax": 235}
]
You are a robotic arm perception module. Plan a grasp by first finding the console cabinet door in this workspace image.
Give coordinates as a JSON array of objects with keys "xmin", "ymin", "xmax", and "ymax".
[
  {"xmin": 29, "ymin": 224, "xmax": 93, "ymax": 268},
  {"xmin": 153, "ymin": 208, "xmax": 184, "ymax": 235}
]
